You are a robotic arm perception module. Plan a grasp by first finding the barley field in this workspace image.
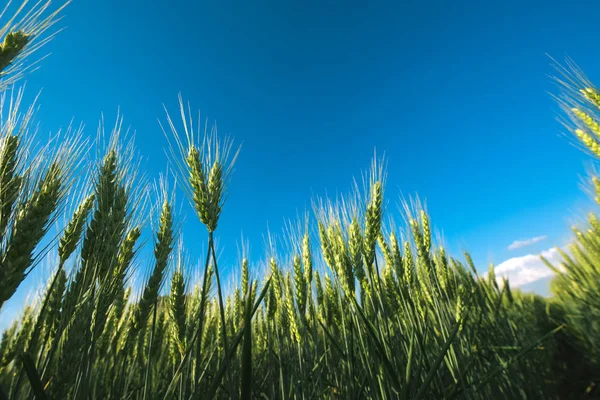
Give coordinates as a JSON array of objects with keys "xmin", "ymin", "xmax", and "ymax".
[{"xmin": 1, "ymin": 2, "xmax": 600, "ymax": 399}]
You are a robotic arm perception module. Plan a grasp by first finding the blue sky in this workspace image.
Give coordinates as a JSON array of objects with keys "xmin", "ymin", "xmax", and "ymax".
[{"xmin": 2, "ymin": 0, "xmax": 600, "ymax": 328}]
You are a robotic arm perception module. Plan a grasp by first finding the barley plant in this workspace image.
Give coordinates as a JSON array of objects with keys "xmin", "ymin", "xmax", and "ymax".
[{"xmin": 0, "ymin": 2, "xmax": 600, "ymax": 399}]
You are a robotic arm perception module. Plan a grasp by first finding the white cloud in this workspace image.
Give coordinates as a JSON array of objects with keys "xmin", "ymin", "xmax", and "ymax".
[
  {"xmin": 507, "ymin": 236, "xmax": 547, "ymax": 251},
  {"xmin": 491, "ymin": 247, "xmax": 566, "ymax": 288}
]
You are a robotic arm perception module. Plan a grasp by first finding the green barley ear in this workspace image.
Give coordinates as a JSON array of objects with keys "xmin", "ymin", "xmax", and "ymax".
[
  {"xmin": 402, "ymin": 240, "xmax": 414, "ymax": 285},
  {"xmin": 314, "ymin": 270, "xmax": 324, "ymax": 311},
  {"xmin": 58, "ymin": 193, "xmax": 94, "ymax": 264},
  {"xmin": 0, "ymin": 320, "xmax": 18, "ymax": 365},
  {"xmin": 1, "ymin": 305, "xmax": 34, "ymax": 366},
  {"xmin": 349, "ymin": 218, "xmax": 366, "ymax": 286},
  {"xmin": 44, "ymin": 268, "xmax": 67, "ymax": 336},
  {"xmin": 0, "ymin": 31, "xmax": 29, "ymax": 73},
  {"xmin": 116, "ymin": 227, "xmax": 141, "ymax": 276},
  {"xmin": 270, "ymin": 257, "xmax": 283, "ymax": 308},
  {"xmin": 455, "ymin": 284, "xmax": 466, "ymax": 332},
  {"xmin": 206, "ymin": 160, "xmax": 223, "ymax": 232},
  {"xmin": 571, "ymin": 108, "xmax": 600, "ymax": 138},
  {"xmin": 163, "ymin": 97, "xmax": 239, "ymax": 233},
  {"xmin": 503, "ymin": 277, "xmax": 513, "ymax": 304},
  {"xmin": 134, "ymin": 200, "xmax": 174, "ymax": 332},
  {"xmin": 378, "ymin": 233, "xmax": 393, "ymax": 267},
  {"xmin": 383, "ymin": 265, "xmax": 398, "ymax": 310},
  {"xmin": 241, "ymin": 257, "xmax": 249, "ymax": 298},
  {"xmin": 389, "ymin": 232, "xmax": 403, "ymax": 279},
  {"xmin": 108, "ymin": 227, "xmax": 141, "ymax": 326},
  {"xmin": 285, "ymin": 274, "xmax": 300, "ymax": 344},
  {"xmin": 318, "ymin": 221, "xmax": 335, "ymax": 269},
  {"xmin": 0, "ymin": 1, "xmax": 69, "ymax": 88},
  {"xmin": 581, "ymin": 87, "xmax": 600, "ymax": 109},
  {"xmin": 363, "ymin": 181, "xmax": 382, "ymax": 271},
  {"xmin": 302, "ymin": 232, "xmax": 313, "ymax": 288},
  {"xmin": 100, "ymin": 281, "xmax": 127, "ymax": 354},
  {"xmin": 464, "ymin": 252, "xmax": 477, "ymax": 275},
  {"xmin": 420, "ymin": 210, "xmax": 431, "ymax": 253},
  {"xmin": 266, "ymin": 276, "xmax": 278, "ymax": 319},
  {"xmin": 169, "ymin": 266, "xmax": 186, "ymax": 356},
  {"xmin": 574, "ymin": 128, "xmax": 600, "ymax": 158},
  {"xmin": 435, "ymin": 247, "xmax": 449, "ymax": 292},
  {"xmin": 0, "ymin": 162, "xmax": 62, "ymax": 307},
  {"xmin": 21, "ymin": 265, "xmax": 68, "ymax": 365},
  {"xmin": 233, "ymin": 287, "xmax": 242, "ymax": 325},
  {"xmin": 78, "ymin": 149, "xmax": 122, "ymax": 287},
  {"xmin": 410, "ymin": 217, "xmax": 430, "ymax": 274},
  {"xmin": 93, "ymin": 226, "xmax": 141, "ymax": 345},
  {"xmin": 187, "ymin": 145, "xmax": 210, "ymax": 227},
  {"xmin": 324, "ymin": 275, "xmax": 336, "ymax": 326},
  {"xmin": 487, "ymin": 264, "xmax": 498, "ymax": 291},
  {"xmin": 592, "ymin": 176, "xmax": 600, "ymax": 205},
  {"xmin": 330, "ymin": 223, "xmax": 354, "ymax": 295},
  {"xmin": 293, "ymin": 255, "xmax": 307, "ymax": 316},
  {"xmin": 0, "ymin": 134, "xmax": 21, "ymax": 236}
]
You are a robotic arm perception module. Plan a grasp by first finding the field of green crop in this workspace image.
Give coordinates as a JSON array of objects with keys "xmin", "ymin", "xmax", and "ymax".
[{"xmin": 1, "ymin": 2, "xmax": 600, "ymax": 399}]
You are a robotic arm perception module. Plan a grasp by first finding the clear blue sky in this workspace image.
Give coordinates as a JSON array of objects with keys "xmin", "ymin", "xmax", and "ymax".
[{"xmin": 3, "ymin": 0, "xmax": 600, "ymax": 327}]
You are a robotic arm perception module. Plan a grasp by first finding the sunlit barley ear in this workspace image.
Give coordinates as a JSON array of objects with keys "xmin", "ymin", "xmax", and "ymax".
[
  {"xmin": 314, "ymin": 270, "xmax": 324, "ymax": 312},
  {"xmin": 487, "ymin": 264, "xmax": 498, "ymax": 291},
  {"xmin": 266, "ymin": 275, "xmax": 278, "ymax": 319},
  {"xmin": 284, "ymin": 274, "xmax": 300, "ymax": 344},
  {"xmin": 348, "ymin": 219, "xmax": 363, "ymax": 275},
  {"xmin": 302, "ymin": 232, "xmax": 313, "ymax": 290},
  {"xmin": 318, "ymin": 221, "xmax": 335, "ymax": 269},
  {"xmin": 435, "ymin": 246, "xmax": 448, "ymax": 292},
  {"xmin": 588, "ymin": 212, "xmax": 600, "ymax": 234},
  {"xmin": 250, "ymin": 279, "xmax": 257, "ymax": 305},
  {"xmin": 329, "ymin": 223, "xmax": 354, "ymax": 295},
  {"xmin": 420, "ymin": 210, "xmax": 431, "ymax": 253},
  {"xmin": 383, "ymin": 265, "xmax": 398, "ymax": 310},
  {"xmin": 581, "ymin": 87, "xmax": 600, "ymax": 110},
  {"xmin": 0, "ymin": 1, "xmax": 70, "ymax": 89},
  {"xmin": 324, "ymin": 275, "xmax": 336, "ymax": 326},
  {"xmin": 225, "ymin": 294, "xmax": 234, "ymax": 331},
  {"xmin": 270, "ymin": 257, "xmax": 283, "ymax": 306},
  {"xmin": 241, "ymin": 257, "xmax": 249, "ymax": 298},
  {"xmin": 0, "ymin": 134, "xmax": 21, "ymax": 237},
  {"xmin": 169, "ymin": 265, "xmax": 186, "ymax": 357},
  {"xmin": 0, "ymin": 102, "xmax": 82, "ymax": 307},
  {"xmin": 402, "ymin": 240, "xmax": 414, "ymax": 285},
  {"xmin": 57, "ymin": 193, "xmax": 94, "ymax": 264},
  {"xmin": 0, "ymin": 320, "xmax": 18, "ymax": 364},
  {"xmin": 552, "ymin": 59, "xmax": 600, "ymax": 161},
  {"xmin": 571, "ymin": 108, "xmax": 600, "ymax": 138},
  {"xmin": 592, "ymin": 176, "xmax": 600, "ymax": 205},
  {"xmin": 233, "ymin": 287, "xmax": 242, "ymax": 324},
  {"xmin": 161, "ymin": 95, "xmax": 240, "ymax": 232},
  {"xmin": 133, "ymin": 199, "xmax": 174, "ymax": 333},
  {"xmin": 455, "ymin": 284, "xmax": 467, "ymax": 332},
  {"xmin": 503, "ymin": 277, "xmax": 514, "ymax": 304},
  {"xmin": 104, "ymin": 227, "xmax": 140, "ymax": 335},
  {"xmin": 1, "ymin": 162, "xmax": 62, "ymax": 306},
  {"xmin": 44, "ymin": 267, "xmax": 67, "ymax": 334},
  {"xmin": 378, "ymin": 233, "xmax": 393, "ymax": 268},
  {"xmin": 2, "ymin": 305, "xmax": 34, "ymax": 365},
  {"xmin": 574, "ymin": 129, "xmax": 600, "ymax": 158},
  {"xmin": 24, "ymin": 265, "xmax": 68, "ymax": 360},
  {"xmin": 389, "ymin": 232, "xmax": 403, "ymax": 278},
  {"xmin": 363, "ymin": 181, "xmax": 382, "ymax": 272},
  {"xmin": 293, "ymin": 255, "xmax": 307, "ymax": 316}
]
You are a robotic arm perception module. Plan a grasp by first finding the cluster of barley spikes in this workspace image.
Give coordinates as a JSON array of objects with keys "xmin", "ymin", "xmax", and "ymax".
[{"xmin": 0, "ymin": 2, "xmax": 599, "ymax": 400}]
